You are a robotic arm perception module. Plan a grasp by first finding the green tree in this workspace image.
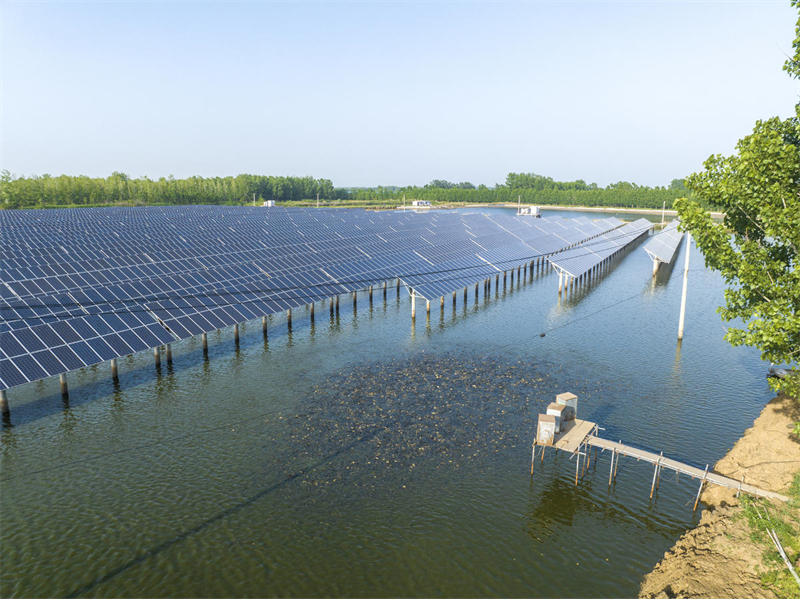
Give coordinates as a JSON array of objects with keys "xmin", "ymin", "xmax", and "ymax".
[{"xmin": 675, "ymin": 4, "xmax": 800, "ymax": 398}]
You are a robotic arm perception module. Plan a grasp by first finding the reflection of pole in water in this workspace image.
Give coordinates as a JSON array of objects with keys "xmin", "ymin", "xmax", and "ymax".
[{"xmin": 678, "ymin": 234, "xmax": 691, "ymax": 340}]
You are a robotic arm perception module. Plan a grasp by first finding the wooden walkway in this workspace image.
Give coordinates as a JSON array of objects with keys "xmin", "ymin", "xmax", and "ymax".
[{"xmin": 538, "ymin": 418, "xmax": 789, "ymax": 504}]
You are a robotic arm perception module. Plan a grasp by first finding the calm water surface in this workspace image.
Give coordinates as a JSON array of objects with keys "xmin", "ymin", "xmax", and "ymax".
[{"xmin": 1, "ymin": 208, "xmax": 771, "ymax": 597}]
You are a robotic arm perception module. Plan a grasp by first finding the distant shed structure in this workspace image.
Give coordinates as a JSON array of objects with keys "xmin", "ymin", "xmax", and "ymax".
[{"xmin": 516, "ymin": 206, "xmax": 541, "ymax": 217}]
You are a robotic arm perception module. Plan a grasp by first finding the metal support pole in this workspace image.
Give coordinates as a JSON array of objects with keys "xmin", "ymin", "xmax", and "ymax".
[
  {"xmin": 693, "ymin": 465, "xmax": 709, "ymax": 511},
  {"xmin": 110, "ymin": 358, "xmax": 119, "ymax": 382},
  {"xmin": 678, "ymin": 234, "xmax": 691, "ymax": 340},
  {"xmin": 558, "ymin": 271, "xmax": 563, "ymax": 293},
  {"xmin": 652, "ymin": 259, "xmax": 659, "ymax": 276},
  {"xmin": 202, "ymin": 333, "xmax": 208, "ymax": 352},
  {"xmin": 383, "ymin": 281, "xmax": 387, "ymax": 300},
  {"xmin": 335, "ymin": 295, "xmax": 340, "ymax": 313},
  {"xmin": 531, "ymin": 442, "xmax": 536, "ymax": 475},
  {"xmin": 60, "ymin": 373, "xmax": 68, "ymax": 398},
  {"xmin": 263, "ymin": 316, "xmax": 268, "ymax": 337},
  {"xmin": 154, "ymin": 346, "xmax": 161, "ymax": 366},
  {"xmin": 287, "ymin": 308, "xmax": 292, "ymax": 328},
  {"xmin": 453, "ymin": 290, "xmax": 457, "ymax": 306},
  {"xmin": 165, "ymin": 343, "xmax": 172, "ymax": 365},
  {"xmin": 608, "ymin": 449, "xmax": 615, "ymax": 486},
  {"xmin": 397, "ymin": 277, "xmax": 400, "ymax": 297},
  {"xmin": 234, "ymin": 324, "xmax": 240, "ymax": 343},
  {"xmin": 614, "ymin": 441, "xmax": 621, "ymax": 479},
  {"xmin": 575, "ymin": 452, "xmax": 580, "ymax": 486},
  {"xmin": 586, "ymin": 442, "xmax": 592, "ymax": 470},
  {"xmin": 0, "ymin": 389, "xmax": 8, "ymax": 414},
  {"xmin": 426, "ymin": 299, "xmax": 431, "ymax": 315},
  {"xmin": 411, "ymin": 290, "xmax": 416, "ymax": 320},
  {"xmin": 352, "ymin": 291, "xmax": 357, "ymax": 309},
  {"xmin": 650, "ymin": 456, "xmax": 661, "ymax": 499},
  {"xmin": 656, "ymin": 451, "xmax": 663, "ymax": 489},
  {"xmin": 463, "ymin": 286, "xmax": 467, "ymax": 302},
  {"xmin": 310, "ymin": 302, "xmax": 315, "ymax": 321},
  {"xmin": 475, "ymin": 282, "xmax": 479, "ymax": 300},
  {"xmin": 369, "ymin": 285, "xmax": 373, "ymax": 302}
]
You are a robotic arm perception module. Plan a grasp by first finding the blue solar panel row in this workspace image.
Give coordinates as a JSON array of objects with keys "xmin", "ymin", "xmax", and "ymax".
[
  {"xmin": 546, "ymin": 218, "xmax": 653, "ymax": 278},
  {"xmin": 0, "ymin": 206, "xmax": 625, "ymax": 391},
  {"xmin": 642, "ymin": 219, "xmax": 683, "ymax": 264}
]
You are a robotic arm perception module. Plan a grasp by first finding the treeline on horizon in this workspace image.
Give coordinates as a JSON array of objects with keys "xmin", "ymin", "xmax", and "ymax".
[{"xmin": 0, "ymin": 170, "xmax": 699, "ymax": 211}]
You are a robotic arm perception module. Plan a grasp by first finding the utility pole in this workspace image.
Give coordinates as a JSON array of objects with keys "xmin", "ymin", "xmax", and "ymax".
[{"xmin": 678, "ymin": 234, "xmax": 691, "ymax": 340}]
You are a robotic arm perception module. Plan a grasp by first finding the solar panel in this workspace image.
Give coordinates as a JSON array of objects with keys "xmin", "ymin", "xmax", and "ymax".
[
  {"xmin": 642, "ymin": 219, "xmax": 683, "ymax": 264},
  {"xmin": 0, "ymin": 206, "xmax": 631, "ymax": 391},
  {"xmin": 546, "ymin": 218, "xmax": 653, "ymax": 278}
]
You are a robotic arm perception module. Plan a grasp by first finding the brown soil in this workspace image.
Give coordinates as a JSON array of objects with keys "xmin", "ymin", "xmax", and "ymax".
[{"xmin": 639, "ymin": 394, "xmax": 800, "ymax": 599}]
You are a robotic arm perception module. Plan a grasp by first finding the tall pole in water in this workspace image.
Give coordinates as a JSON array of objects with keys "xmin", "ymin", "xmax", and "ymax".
[{"xmin": 678, "ymin": 234, "xmax": 691, "ymax": 340}]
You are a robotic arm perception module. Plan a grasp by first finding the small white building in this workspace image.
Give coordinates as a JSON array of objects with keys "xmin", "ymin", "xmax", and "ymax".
[
  {"xmin": 546, "ymin": 402, "xmax": 567, "ymax": 433},
  {"xmin": 555, "ymin": 392, "xmax": 578, "ymax": 421},
  {"xmin": 263, "ymin": 200, "xmax": 276, "ymax": 207},
  {"xmin": 517, "ymin": 206, "xmax": 541, "ymax": 217},
  {"xmin": 536, "ymin": 414, "xmax": 557, "ymax": 446},
  {"xmin": 411, "ymin": 200, "xmax": 431, "ymax": 207}
]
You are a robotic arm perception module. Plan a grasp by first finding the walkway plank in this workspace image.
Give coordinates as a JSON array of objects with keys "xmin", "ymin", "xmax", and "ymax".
[{"xmin": 540, "ymin": 419, "xmax": 790, "ymax": 503}]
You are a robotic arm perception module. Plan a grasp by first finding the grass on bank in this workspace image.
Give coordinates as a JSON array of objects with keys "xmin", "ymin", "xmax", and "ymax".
[{"xmin": 739, "ymin": 472, "xmax": 800, "ymax": 599}]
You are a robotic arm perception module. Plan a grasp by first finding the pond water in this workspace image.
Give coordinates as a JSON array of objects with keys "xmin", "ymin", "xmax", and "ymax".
[{"xmin": 0, "ymin": 208, "xmax": 771, "ymax": 597}]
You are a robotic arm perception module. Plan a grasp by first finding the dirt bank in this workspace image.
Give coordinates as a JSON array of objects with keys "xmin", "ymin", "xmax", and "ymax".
[{"xmin": 639, "ymin": 394, "xmax": 800, "ymax": 599}]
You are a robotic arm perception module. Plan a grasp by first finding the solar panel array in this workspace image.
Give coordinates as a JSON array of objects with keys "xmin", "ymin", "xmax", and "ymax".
[
  {"xmin": 1, "ymin": 206, "xmax": 623, "ymax": 391},
  {"xmin": 642, "ymin": 219, "xmax": 683, "ymax": 264},
  {"xmin": 546, "ymin": 218, "xmax": 654, "ymax": 278}
]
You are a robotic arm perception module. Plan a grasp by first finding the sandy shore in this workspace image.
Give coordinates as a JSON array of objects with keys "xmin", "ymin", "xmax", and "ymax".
[{"xmin": 639, "ymin": 394, "xmax": 800, "ymax": 599}]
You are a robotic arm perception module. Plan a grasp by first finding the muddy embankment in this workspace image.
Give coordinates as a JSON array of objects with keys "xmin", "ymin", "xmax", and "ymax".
[{"xmin": 639, "ymin": 394, "xmax": 800, "ymax": 599}]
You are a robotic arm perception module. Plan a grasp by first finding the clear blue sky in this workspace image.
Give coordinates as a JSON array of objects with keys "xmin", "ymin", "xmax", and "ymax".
[{"xmin": 1, "ymin": 1, "xmax": 796, "ymax": 188}]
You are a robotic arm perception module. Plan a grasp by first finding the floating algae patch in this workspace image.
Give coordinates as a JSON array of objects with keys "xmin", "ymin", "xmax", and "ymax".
[{"xmin": 249, "ymin": 351, "xmax": 605, "ymax": 504}]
